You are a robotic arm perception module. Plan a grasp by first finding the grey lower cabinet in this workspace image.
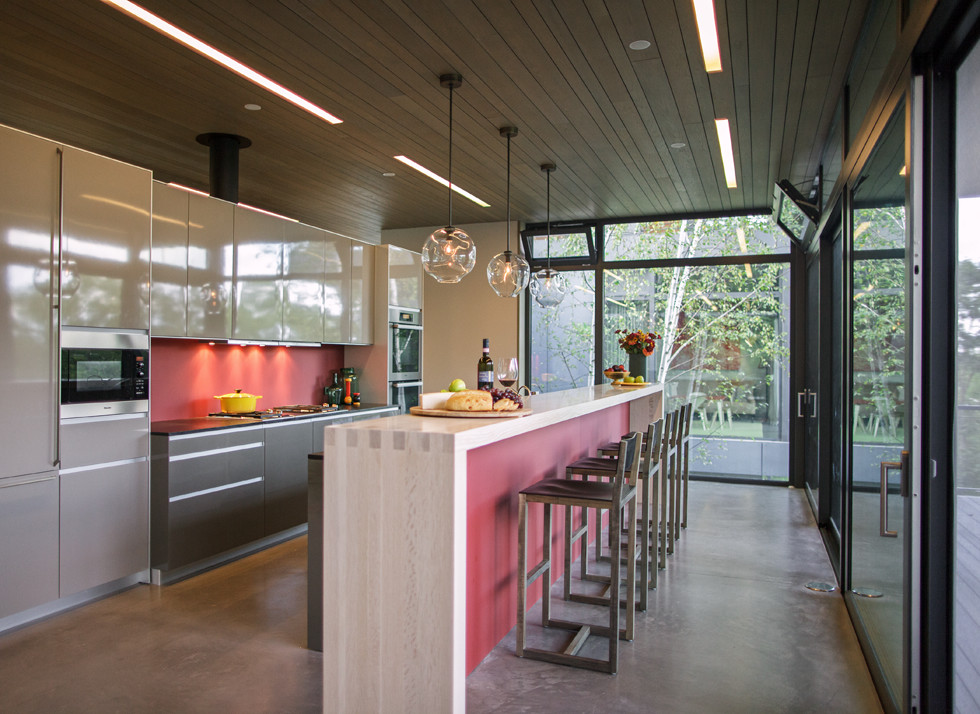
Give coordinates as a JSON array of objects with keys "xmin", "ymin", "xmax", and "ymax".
[
  {"xmin": 59, "ymin": 413, "xmax": 150, "ymax": 598},
  {"xmin": 0, "ymin": 474, "xmax": 60, "ymax": 619},
  {"xmin": 151, "ymin": 426, "xmax": 266, "ymax": 574},
  {"xmin": 59, "ymin": 461, "xmax": 149, "ymax": 597},
  {"xmin": 264, "ymin": 420, "xmax": 314, "ymax": 535},
  {"xmin": 150, "ymin": 408, "xmax": 398, "ymax": 580}
]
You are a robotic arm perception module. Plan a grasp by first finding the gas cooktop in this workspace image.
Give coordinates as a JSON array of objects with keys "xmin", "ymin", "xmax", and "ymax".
[{"xmin": 208, "ymin": 405, "xmax": 340, "ymax": 419}]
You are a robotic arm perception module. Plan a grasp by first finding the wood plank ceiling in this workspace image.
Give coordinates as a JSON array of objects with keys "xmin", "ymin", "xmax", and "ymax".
[{"xmin": 0, "ymin": 0, "xmax": 869, "ymax": 241}]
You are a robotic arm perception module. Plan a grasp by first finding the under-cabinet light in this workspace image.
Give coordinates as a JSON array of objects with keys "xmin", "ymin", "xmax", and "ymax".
[
  {"xmin": 101, "ymin": 0, "xmax": 343, "ymax": 125},
  {"xmin": 715, "ymin": 119, "xmax": 737, "ymax": 189},
  {"xmin": 394, "ymin": 155, "xmax": 490, "ymax": 208},
  {"xmin": 692, "ymin": 0, "xmax": 723, "ymax": 72}
]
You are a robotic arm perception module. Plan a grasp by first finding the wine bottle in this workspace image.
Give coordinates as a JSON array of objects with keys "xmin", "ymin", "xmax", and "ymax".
[{"xmin": 477, "ymin": 338, "xmax": 494, "ymax": 391}]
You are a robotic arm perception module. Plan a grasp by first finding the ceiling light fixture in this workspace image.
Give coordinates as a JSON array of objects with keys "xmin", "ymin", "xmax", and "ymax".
[
  {"xmin": 393, "ymin": 155, "xmax": 490, "ymax": 207},
  {"xmin": 692, "ymin": 0, "xmax": 723, "ymax": 72},
  {"xmin": 714, "ymin": 118, "xmax": 737, "ymax": 189},
  {"xmin": 101, "ymin": 0, "xmax": 343, "ymax": 124},
  {"xmin": 487, "ymin": 127, "xmax": 531, "ymax": 298},
  {"xmin": 421, "ymin": 74, "xmax": 477, "ymax": 283},
  {"xmin": 629, "ymin": 40, "xmax": 651, "ymax": 51},
  {"xmin": 529, "ymin": 163, "xmax": 566, "ymax": 308},
  {"xmin": 244, "ymin": 103, "xmax": 261, "ymax": 111}
]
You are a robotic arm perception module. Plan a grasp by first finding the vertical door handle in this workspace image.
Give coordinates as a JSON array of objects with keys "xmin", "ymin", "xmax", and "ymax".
[
  {"xmin": 880, "ymin": 460, "xmax": 901, "ymax": 537},
  {"xmin": 809, "ymin": 390, "xmax": 817, "ymax": 417},
  {"xmin": 797, "ymin": 391, "xmax": 806, "ymax": 418}
]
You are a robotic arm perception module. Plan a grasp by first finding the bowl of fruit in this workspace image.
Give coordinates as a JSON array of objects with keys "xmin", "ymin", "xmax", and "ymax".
[{"xmin": 603, "ymin": 364, "xmax": 629, "ymax": 381}]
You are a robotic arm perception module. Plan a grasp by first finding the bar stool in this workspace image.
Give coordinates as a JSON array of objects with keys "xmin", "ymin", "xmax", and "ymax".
[
  {"xmin": 662, "ymin": 408, "xmax": 680, "ymax": 558},
  {"xmin": 670, "ymin": 404, "xmax": 690, "ymax": 545},
  {"xmin": 593, "ymin": 420, "xmax": 663, "ymax": 594},
  {"xmin": 680, "ymin": 403, "xmax": 692, "ymax": 529},
  {"xmin": 516, "ymin": 432, "xmax": 641, "ymax": 674}
]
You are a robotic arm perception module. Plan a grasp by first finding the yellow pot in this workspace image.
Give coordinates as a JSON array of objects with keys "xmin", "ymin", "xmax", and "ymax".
[{"xmin": 214, "ymin": 389, "xmax": 263, "ymax": 413}]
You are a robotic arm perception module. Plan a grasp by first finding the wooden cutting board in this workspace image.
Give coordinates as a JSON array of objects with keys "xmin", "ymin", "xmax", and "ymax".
[{"xmin": 409, "ymin": 406, "xmax": 533, "ymax": 418}]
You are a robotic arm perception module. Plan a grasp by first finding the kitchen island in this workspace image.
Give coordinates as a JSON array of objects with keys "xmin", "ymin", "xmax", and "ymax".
[{"xmin": 320, "ymin": 384, "xmax": 662, "ymax": 713}]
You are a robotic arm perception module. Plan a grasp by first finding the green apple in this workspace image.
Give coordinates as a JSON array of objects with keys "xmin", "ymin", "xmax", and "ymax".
[{"xmin": 448, "ymin": 378, "xmax": 467, "ymax": 392}]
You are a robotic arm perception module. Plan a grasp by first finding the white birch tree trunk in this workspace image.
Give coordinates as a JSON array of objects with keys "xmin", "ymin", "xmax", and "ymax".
[{"xmin": 657, "ymin": 219, "xmax": 704, "ymax": 383}]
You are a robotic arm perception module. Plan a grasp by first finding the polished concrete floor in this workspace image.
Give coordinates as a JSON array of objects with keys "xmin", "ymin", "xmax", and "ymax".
[{"xmin": 0, "ymin": 482, "xmax": 882, "ymax": 713}]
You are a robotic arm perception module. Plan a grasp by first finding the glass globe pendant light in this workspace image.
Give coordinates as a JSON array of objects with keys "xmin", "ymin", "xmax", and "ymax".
[
  {"xmin": 487, "ymin": 126, "xmax": 531, "ymax": 297},
  {"xmin": 422, "ymin": 73, "xmax": 476, "ymax": 283},
  {"xmin": 529, "ymin": 163, "xmax": 566, "ymax": 308}
]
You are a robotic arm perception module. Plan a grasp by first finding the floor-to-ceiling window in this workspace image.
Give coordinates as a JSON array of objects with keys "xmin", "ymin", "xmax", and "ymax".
[
  {"xmin": 526, "ymin": 214, "xmax": 792, "ymax": 482},
  {"xmin": 953, "ymin": 34, "xmax": 980, "ymax": 713}
]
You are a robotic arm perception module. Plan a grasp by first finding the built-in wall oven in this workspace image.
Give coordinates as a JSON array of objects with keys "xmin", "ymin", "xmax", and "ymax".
[
  {"xmin": 389, "ymin": 307, "xmax": 421, "ymax": 413},
  {"xmin": 61, "ymin": 329, "xmax": 149, "ymax": 418}
]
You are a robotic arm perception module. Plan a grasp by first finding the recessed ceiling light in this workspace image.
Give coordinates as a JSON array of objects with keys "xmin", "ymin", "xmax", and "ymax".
[
  {"xmin": 714, "ymin": 118, "xmax": 737, "ymax": 189},
  {"xmin": 382, "ymin": 172, "xmax": 396, "ymax": 177},
  {"xmin": 393, "ymin": 155, "xmax": 490, "ymax": 207},
  {"xmin": 244, "ymin": 103, "xmax": 261, "ymax": 111},
  {"xmin": 692, "ymin": 0, "xmax": 723, "ymax": 72},
  {"xmin": 101, "ymin": 0, "xmax": 343, "ymax": 124},
  {"xmin": 629, "ymin": 40, "xmax": 651, "ymax": 51},
  {"xmin": 670, "ymin": 142, "xmax": 687, "ymax": 149}
]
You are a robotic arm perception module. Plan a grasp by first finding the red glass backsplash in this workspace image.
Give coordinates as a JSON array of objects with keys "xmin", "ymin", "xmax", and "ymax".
[{"xmin": 150, "ymin": 338, "xmax": 345, "ymax": 420}]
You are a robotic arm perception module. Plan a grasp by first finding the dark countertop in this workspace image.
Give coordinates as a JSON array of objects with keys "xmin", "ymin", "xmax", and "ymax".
[{"xmin": 151, "ymin": 403, "xmax": 398, "ymax": 436}]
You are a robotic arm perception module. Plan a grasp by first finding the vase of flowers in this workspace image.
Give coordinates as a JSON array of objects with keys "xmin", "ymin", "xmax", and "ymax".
[{"xmin": 616, "ymin": 328, "xmax": 660, "ymax": 382}]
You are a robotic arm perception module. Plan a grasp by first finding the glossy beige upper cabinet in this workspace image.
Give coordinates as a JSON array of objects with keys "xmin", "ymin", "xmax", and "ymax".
[
  {"xmin": 60, "ymin": 147, "xmax": 151, "ymax": 330},
  {"xmin": 233, "ymin": 206, "xmax": 283, "ymax": 341},
  {"xmin": 323, "ymin": 231, "xmax": 351, "ymax": 344},
  {"xmin": 0, "ymin": 124, "xmax": 60, "ymax": 480},
  {"xmin": 186, "ymin": 194, "xmax": 234, "ymax": 339},
  {"xmin": 282, "ymin": 221, "xmax": 325, "ymax": 344},
  {"xmin": 386, "ymin": 245, "xmax": 422, "ymax": 309},
  {"xmin": 349, "ymin": 240, "xmax": 374, "ymax": 345},
  {"xmin": 150, "ymin": 183, "xmax": 188, "ymax": 337}
]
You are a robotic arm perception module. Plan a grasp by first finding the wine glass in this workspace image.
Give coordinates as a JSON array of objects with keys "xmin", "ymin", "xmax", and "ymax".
[{"xmin": 496, "ymin": 357, "xmax": 519, "ymax": 389}]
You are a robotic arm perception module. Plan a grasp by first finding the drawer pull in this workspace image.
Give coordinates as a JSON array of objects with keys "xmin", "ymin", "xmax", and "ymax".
[{"xmin": 169, "ymin": 476, "xmax": 263, "ymax": 503}]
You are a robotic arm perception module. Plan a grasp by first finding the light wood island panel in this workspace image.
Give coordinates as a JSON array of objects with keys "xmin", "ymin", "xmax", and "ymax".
[{"xmin": 321, "ymin": 384, "xmax": 663, "ymax": 713}]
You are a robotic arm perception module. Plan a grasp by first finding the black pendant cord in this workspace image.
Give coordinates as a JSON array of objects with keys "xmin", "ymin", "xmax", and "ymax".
[
  {"xmin": 447, "ymin": 83, "xmax": 454, "ymax": 228},
  {"xmin": 505, "ymin": 132, "xmax": 511, "ymax": 253},
  {"xmin": 546, "ymin": 167, "xmax": 551, "ymax": 270}
]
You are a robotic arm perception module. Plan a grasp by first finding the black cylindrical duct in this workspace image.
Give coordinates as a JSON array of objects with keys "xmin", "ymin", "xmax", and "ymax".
[{"xmin": 196, "ymin": 133, "xmax": 251, "ymax": 203}]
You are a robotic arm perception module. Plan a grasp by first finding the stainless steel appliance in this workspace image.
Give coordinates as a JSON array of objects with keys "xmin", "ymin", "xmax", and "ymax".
[
  {"xmin": 389, "ymin": 307, "xmax": 421, "ymax": 381},
  {"xmin": 389, "ymin": 306, "xmax": 422, "ymax": 413},
  {"xmin": 61, "ymin": 329, "xmax": 149, "ymax": 418},
  {"xmin": 390, "ymin": 380, "xmax": 424, "ymax": 413}
]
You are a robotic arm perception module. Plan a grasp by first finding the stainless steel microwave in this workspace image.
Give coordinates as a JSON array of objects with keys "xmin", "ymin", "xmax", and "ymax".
[{"xmin": 61, "ymin": 330, "xmax": 149, "ymax": 417}]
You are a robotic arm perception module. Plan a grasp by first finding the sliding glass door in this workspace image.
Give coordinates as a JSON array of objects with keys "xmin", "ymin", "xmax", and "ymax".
[{"xmin": 845, "ymin": 97, "xmax": 910, "ymax": 714}]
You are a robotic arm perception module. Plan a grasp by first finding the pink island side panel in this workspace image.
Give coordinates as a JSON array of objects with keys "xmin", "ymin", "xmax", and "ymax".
[{"xmin": 464, "ymin": 403, "xmax": 629, "ymax": 673}]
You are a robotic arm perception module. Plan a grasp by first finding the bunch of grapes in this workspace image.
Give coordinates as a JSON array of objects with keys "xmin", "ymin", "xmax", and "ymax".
[{"xmin": 487, "ymin": 387, "xmax": 523, "ymax": 409}]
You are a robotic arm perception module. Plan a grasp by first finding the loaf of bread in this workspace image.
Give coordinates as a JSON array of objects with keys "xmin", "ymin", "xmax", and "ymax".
[
  {"xmin": 492, "ymin": 398, "xmax": 519, "ymax": 411},
  {"xmin": 445, "ymin": 389, "xmax": 493, "ymax": 411}
]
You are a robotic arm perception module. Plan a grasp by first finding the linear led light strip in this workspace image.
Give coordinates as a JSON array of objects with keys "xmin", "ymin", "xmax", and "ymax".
[
  {"xmin": 102, "ymin": 0, "xmax": 343, "ymax": 125},
  {"xmin": 167, "ymin": 183, "xmax": 297, "ymax": 222},
  {"xmin": 715, "ymin": 119, "xmax": 737, "ymax": 189},
  {"xmin": 692, "ymin": 0, "xmax": 722, "ymax": 72},
  {"xmin": 394, "ymin": 155, "xmax": 490, "ymax": 208}
]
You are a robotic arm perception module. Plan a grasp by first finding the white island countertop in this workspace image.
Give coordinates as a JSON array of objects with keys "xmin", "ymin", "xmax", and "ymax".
[{"xmin": 327, "ymin": 383, "xmax": 663, "ymax": 452}]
